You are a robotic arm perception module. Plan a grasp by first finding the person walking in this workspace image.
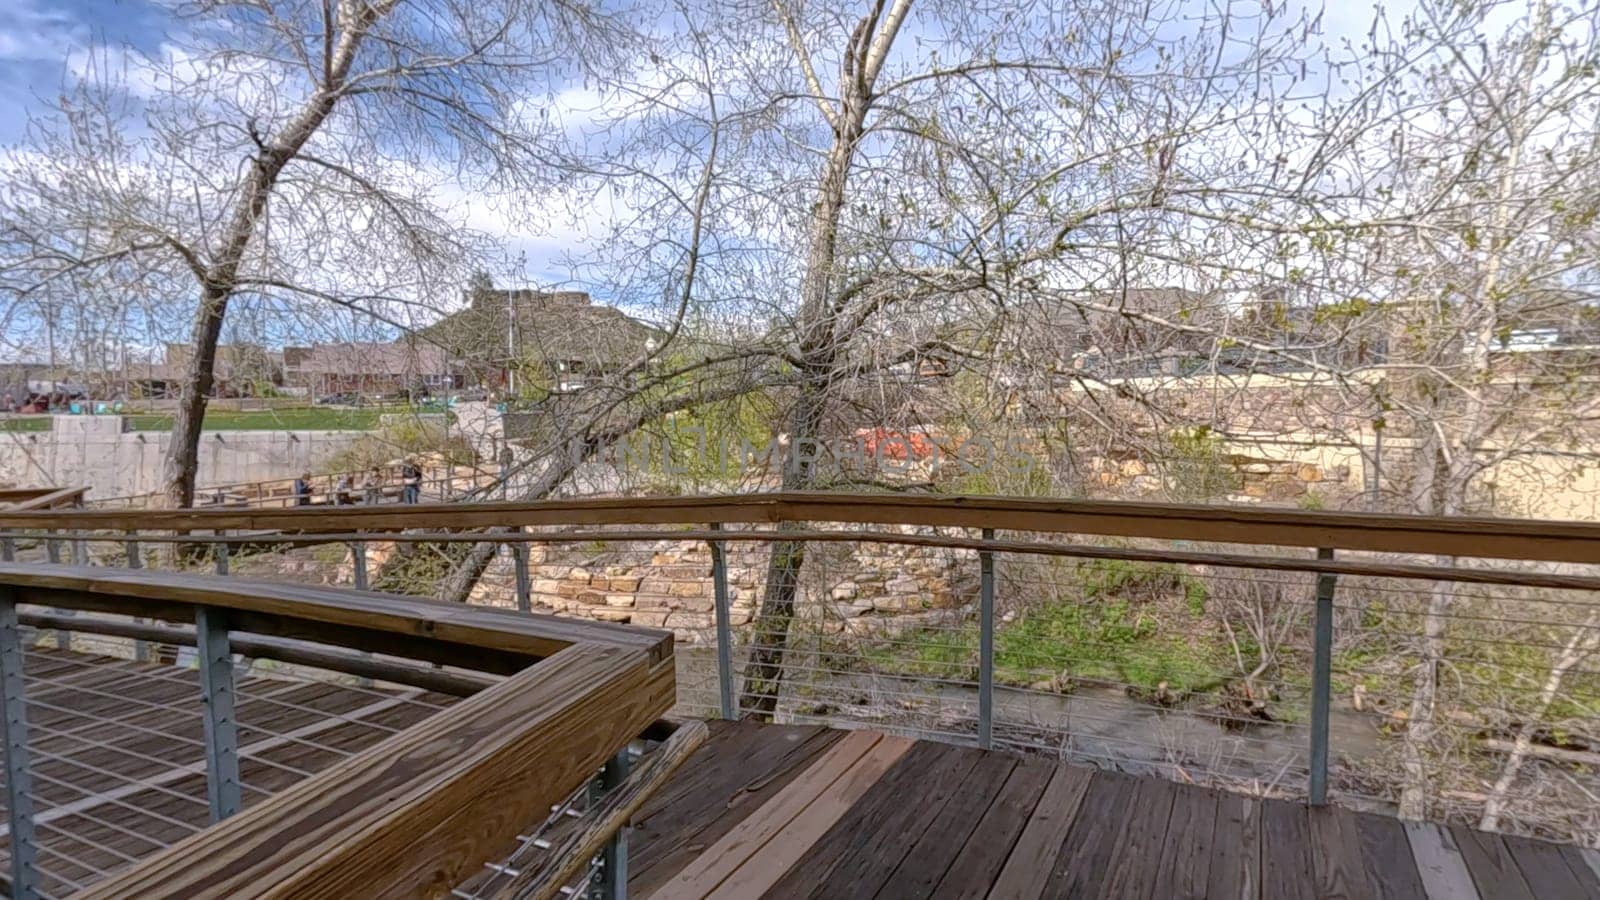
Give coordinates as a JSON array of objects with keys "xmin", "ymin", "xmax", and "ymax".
[
  {"xmin": 362, "ymin": 468, "xmax": 384, "ymax": 504},
  {"xmin": 401, "ymin": 459, "xmax": 422, "ymax": 505},
  {"xmin": 292, "ymin": 472, "xmax": 313, "ymax": 507}
]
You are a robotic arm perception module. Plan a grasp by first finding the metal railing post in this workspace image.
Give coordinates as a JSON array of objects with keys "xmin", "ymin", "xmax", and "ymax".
[
  {"xmin": 196, "ymin": 607, "xmax": 242, "ymax": 821},
  {"xmin": 352, "ymin": 537, "xmax": 369, "ymax": 591},
  {"xmin": 978, "ymin": 528, "xmax": 996, "ymax": 750},
  {"xmin": 1309, "ymin": 547, "xmax": 1336, "ymax": 806},
  {"xmin": 594, "ymin": 747, "xmax": 631, "ymax": 900},
  {"xmin": 512, "ymin": 535, "xmax": 531, "ymax": 614},
  {"xmin": 709, "ymin": 523, "xmax": 734, "ymax": 720},
  {"xmin": 214, "ymin": 531, "xmax": 230, "ymax": 576},
  {"xmin": 0, "ymin": 589, "xmax": 40, "ymax": 900},
  {"xmin": 0, "ymin": 531, "xmax": 12, "ymax": 562},
  {"xmin": 126, "ymin": 533, "xmax": 149, "ymax": 662},
  {"xmin": 45, "ymin": 530, "xmax": 60, "ymax": 565}
]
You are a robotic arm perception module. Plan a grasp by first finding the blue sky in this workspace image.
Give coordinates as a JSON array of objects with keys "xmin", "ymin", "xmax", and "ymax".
[
  {"xmin": 0, "ymin": 0, "xmax": 1414, "ymax": 362},
  {"xmin": 0, "ymin": 0, "xmax": 169, "ymax": 144}
]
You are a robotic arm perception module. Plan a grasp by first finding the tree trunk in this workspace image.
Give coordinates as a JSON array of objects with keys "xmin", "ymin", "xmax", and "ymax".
[
  {"xmin": 1397, "ymin": 568, "xmax": 1452, "ymax": 820},
  {"xmin": 1478, "ymin": 613, "xmax": 1600, "ymax": 831},
  {"xmin": 162, "ymin": 287, "xmax": 230, "ymax": 508},
  {"xmin": 738, "ymin": 0, "xmax": 915, "ymax": 717},
  {"xmin": 156, "ymin": 0, "xmax": 387, "ymax": 508}
]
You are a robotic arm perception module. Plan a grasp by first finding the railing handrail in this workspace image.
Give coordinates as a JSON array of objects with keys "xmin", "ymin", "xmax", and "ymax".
[
  {"xmin": 4, "ymin": 491, "xmax": 1600, "ymax": 563},
  {"xmin": 0, "ymin": 563, "xmax": 671, "ymax": 668},
  {"xmin": 0, "ymin": 485, "xmax": 88, "ymax": 511},
  {"xmin": 1, "ymin": 564, "xmax": 675, "ymax": 898},
  {"xmin": 7, "ymin": 527, "xmax": 1599, "ymax": 592},
  {"xmin": 77, "ymin": 644, "xmax": 672, "ymax": 900}
]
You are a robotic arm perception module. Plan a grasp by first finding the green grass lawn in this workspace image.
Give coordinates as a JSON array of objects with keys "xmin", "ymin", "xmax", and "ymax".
[{"xmin": 126, "ymin": 407, "xmax": 392, "ymax": 431}]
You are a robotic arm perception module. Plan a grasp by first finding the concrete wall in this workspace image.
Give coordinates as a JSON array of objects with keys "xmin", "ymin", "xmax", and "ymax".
[{"xmin": 0, "ymin": 417, "xmax": 366, "ymax": 500}]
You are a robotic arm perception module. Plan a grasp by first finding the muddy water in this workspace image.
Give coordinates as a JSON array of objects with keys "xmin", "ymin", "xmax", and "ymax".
[{"xmin": 673, "ymin": 648, "xmax": 1388, "ymax": 792}]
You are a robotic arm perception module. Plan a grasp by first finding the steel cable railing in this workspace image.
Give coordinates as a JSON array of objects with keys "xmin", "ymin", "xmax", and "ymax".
[{"xmin": 2, "ymin": 494, "xmax": 1598, "ymax": 850}]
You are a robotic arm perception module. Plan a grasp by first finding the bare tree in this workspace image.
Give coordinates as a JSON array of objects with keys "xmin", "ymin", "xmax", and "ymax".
[
  {"xmin": 0, "ymin": 0, "xmax": 627, "ymax": 506},
  {"xmin": 704, "ymin": 0, "xmax": 1334, "ymax": 714}
]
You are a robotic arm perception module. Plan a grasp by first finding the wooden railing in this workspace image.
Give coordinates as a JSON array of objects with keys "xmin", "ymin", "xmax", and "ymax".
[
  {"xmin": 6, "ymin": 490, "xmax": 1600, "ymax": 563},
  {"xmin": 0, "ymin": 565, "xmax": 674, "ymax": 899},
  {"xmin": 0, "ymin": 486, "xmax": 88, "ymax": 512},
  {"xmin": 4, "ymin": 492, "xmax": 1600, "ymax": 848}
]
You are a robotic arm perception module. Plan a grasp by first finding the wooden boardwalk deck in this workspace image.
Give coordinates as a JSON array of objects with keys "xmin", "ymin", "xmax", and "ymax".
[
  {"xmin": 5, "ymin": 649, "xmax": 1599, "ymax": 899},
  {"xmin": 630, "ymin": 721, "xmax": 1600, "ymax": 899},
  {"xmin": 0, "ymin": 647, "xmax": 460, "ymax": 896}
]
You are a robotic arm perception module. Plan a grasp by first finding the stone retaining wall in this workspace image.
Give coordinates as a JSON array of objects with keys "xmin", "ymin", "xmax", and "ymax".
[{"xmin": 468, "ymin": 533, "xmax": 979, "ymax": 642}]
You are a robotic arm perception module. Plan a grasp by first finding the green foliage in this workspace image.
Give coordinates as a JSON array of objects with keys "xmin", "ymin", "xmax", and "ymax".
[
  {"xmin": 0, "ymin": 417, "xmax": 50, "ymax": 432},
  {"xmin": 509, "ymin": 358, "xmax": 552, "ymax": 403},
  {"xmin": 941, "ymin": 453, "xmax": 1053, "ymax": 497},
  {"xmin": 325, "ymin": 416, "xmax": 473, "ymax": 473},
  {"xmin": 634, "ymin": 392, "xmax": 777, "ymax": 489},
  {"xmin": 859, "ymin": 557, "xmax": 1219, "ymax": 698},
  {"xmin": 1163, "ymin": 426, "xmax": 1239, "ymax": 502}
]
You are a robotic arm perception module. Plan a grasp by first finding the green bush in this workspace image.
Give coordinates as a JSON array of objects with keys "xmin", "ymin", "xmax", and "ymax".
[{"xmin": 1163, "ymin": 425, "xmax": 1239, "ymax": 502}]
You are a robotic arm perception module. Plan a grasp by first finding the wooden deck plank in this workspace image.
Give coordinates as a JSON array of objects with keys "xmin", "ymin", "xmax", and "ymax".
[
  {"xmin": 875, "ymin": 751, "xmax": 1017, "ymax": 898},
  {"xmin": 984, "ymin": 763, "xmax": 1093, "ymax": 899},
  {"xmin": 1559, "ymin": 846, "xmax": 1600, "ymax": 895},
  {"xmin": 1500, "ymin": 832, "xmax": 1595, "ymax": 899},
  {"xmin": 630, "ymin": 725, "xmax": 842, "ymax": 896},
  {"xmin": 1449, "ymin": 827, "xmax": 1535, "ymax": 900},
  {"xmin": 1098, "ymin": 775, "xmax": 1180, "ymax": 897},
  {"xmin": 796, "ymin": 742, "xmax": 986, "ymax": 899},
  {"xmin": 702, "ymin": 732, "xmax": 916, "ymax": 899},
  {"xmin": 1151, "ymin": 784, "xmax": 1221, "ymax": 898},
  {"xmin": 650, "ymin": 730, "xmax": 912, "ymax": 898},
  {"xmin": 1260, "ymin": 799, "xmax": 1316, "ymax": 900},
  {"xmin": 927, "ymin": 758, "xmax": 1055, "ymax": 900},
  {"xmin": 1310, "ymin": 806, "xmax": 1378, "ymax": 900},
  {"xmin": 1043, "ymin": 769, "xmax": 1141, "ymax": 897},
  {"xmin": 757, "ymin": 740, "xmax": 970, "ymax": 899},
  {"xmin": 1350, "ymin": 812, "xmax": 1426, "ymax": 900},
  {"xmin": 1404, "ymin": 822, "xmax": 1481, "ymax": 900},
  {"xmin": 647, "ymin": 729, "xmax": 886, "ymax": 897},
  {"xmin": 1207, "ymin": 792, "xmax": 1261, "ymax": 900}
]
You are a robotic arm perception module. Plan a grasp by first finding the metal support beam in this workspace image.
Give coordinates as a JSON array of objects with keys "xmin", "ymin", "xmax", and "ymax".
[
  {"xmin": 978, "ymin": 528, "xmax": 996, "ymax": 750},
  {"xmin": 352, "ymin": 538, "xmax": 369, "ymax": 591},
  {"xmin": 0, "ymin": 589, "xmax": 39, "ymax": 900},
  {"xmin": 196, "ymin": 606, "xmax": 241, "ymax": 821},
  {"xmin": 709, "ymin": 523, "xmax": 734, "ymax": 720},
  {"xmin": 594, "ymin": 747, "xmax": 631, "ymax": 900},
  {"xmin": 44, "ymin": 531, "xmax": 60, "ymax": 565},
  {"xmin": 511, "ymin": 537, "xmax": 531, "ymax": 614},
  {"xmin": 214, "ymin": 531, "xmax": 230, "ymax": 576},
  {"xmin": 127, "ymin": 534, "xmax": 148, "ymax": 662},
  {"xmin": 1310, "ymin": 547, "xmax": 1336, "ymax": 805},
  {"xmin": 0, "ymin": 532, "xmax": 12, "ymax": 562}
]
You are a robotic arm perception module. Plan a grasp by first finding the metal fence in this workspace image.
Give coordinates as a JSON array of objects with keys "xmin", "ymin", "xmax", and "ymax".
[{"xmin": 4, "ymin": 493, "xmax": 1599, "ymax": 853}]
